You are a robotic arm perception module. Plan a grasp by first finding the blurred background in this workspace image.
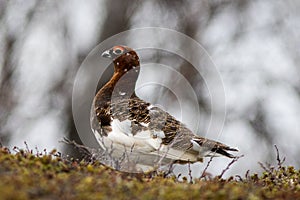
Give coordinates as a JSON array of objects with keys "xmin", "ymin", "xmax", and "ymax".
[{"xmin": 0, "ymin": 0, "xmax": 299, "ymax": 177}]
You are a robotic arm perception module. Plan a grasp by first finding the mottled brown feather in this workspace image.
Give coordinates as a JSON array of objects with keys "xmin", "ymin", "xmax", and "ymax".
[{"xmin": 91, "ymin": 46, "xmax": 238, "ymax": 160}]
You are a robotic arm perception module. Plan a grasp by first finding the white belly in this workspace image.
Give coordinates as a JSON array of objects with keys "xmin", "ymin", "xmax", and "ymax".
[{"xmin": 92, "ymin": 119, "xmax": 199, "ymax": 169}]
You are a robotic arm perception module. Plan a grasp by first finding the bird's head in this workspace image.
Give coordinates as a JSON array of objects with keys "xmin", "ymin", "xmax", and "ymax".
[{"xmin": 101, "ymin": 45, "xmax": 140, "ymax": 74}]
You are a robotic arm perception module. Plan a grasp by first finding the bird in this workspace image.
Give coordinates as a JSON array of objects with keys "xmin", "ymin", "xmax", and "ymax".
[{"xmin": 90, "ymin": 45, "xmax": 238, "ymax": 172}]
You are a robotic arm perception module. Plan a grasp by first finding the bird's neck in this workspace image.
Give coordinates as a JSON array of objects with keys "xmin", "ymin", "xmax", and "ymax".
[{"xmin": 95, "ymin": 66, "xmax": 140, "ymax": 106}]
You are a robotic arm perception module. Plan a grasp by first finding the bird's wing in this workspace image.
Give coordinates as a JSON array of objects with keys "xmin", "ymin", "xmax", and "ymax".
[{"xmin": 91, "ymin": 97, "xmax": 238, "ymax": 162}]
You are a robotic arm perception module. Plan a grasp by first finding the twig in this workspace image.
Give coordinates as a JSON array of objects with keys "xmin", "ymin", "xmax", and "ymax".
[
  {"xmin": 245, "ymin": 169, "xmax": 250, "ymax": 179},
  {"xmin": 235, "ymin": 169, "xmax": 250, "ymax": 182},
  {"xmin": 258, "ymin": 162, "xmax": 271, "ymax": 173},
  {"xmin": 35, "ymin": 146, "xmax": 41, "ymax": 156},
  {"xmin": 177, "ymin": 173, "xmax": 182, "ymax": 180},
  {"xmin": 200, "ymin": 156, "xmax": 214, "ymax": 179},
  {"xmin": 274, "ymin": 144, "xmax": 285, "ymax": 168},
  {"xmin": 61, "ymin": 137, "xmax": 94, "ymax": 160},
  {"xmin": 164, "ymin": 162, "xmax": 175, "ymax": 178},
  {"xmin": 13, "ymin": 146, "xmax": 20, "ymax": 153},
  {"xmin": 157, "ymin": 136, "xmax": 178, "ymax": 166},
  {"xmin": 218, "ymin": 155, "xmax": 244, "ymax": 179},
  {"xmin": 235, "ymin": 175, "xmax": 243, "ymax": 182},
  {"xmin": 24, "ymin": 141, "xmax": 30, "ymax": 153},
  {"xmin": 188, "ymin": 162, "xmax": 193, "ymax": 183}
]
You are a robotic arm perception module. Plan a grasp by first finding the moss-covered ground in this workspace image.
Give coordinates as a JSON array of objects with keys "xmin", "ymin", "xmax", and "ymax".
[{"xmin": 0, "ymin": 146, "xmax": 299, "ymax": 200}]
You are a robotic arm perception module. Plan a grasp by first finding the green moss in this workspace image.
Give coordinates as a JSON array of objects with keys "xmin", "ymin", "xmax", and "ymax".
[{"xmin": 0, "ymin": 146, "xmax": 300, "ymax": 199}]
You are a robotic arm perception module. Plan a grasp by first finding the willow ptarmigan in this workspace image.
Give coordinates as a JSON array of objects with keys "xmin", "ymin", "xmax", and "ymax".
[{"xmin": 90, "ymin": 45, "xmax": 238, "ymax": 171}]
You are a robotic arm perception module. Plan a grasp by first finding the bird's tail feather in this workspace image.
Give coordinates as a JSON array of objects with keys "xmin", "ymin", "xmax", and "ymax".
[{"xmin": 192, "ymin": 137, "xmax": 238, "ymax": 158}]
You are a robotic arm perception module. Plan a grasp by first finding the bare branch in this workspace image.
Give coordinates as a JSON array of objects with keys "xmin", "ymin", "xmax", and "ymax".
[
  {"xmin": 218, "ymin": 155, "xmax": 244, "ymax": 179},
  {"xmin": 164, "ymin": 162, "xmax": 175, "ymax": 178},
  {"xmin": 200, "ymin": 156, "xmax": 214, "ymax": 180},
  {"xmin": 235, "ymin": 175, "xmax": 243, "ymax": 182},
  {"xmin": 24, "ymin": 141, "xmax": 32, "ymax": 154},
  {"xmin": 258, "ymin": 162, "xmax": 271, "ymax": 173},
  {"xmin": 61, "ymin": 137, "xmax": 92, "ymax": 156},
  {"xmin": 187, "ymin": 162, "xmax": 193, "ymax": 183},
  {"xmin": 274, "ymin": 144, "xmax": 285, "ymax": 168},
  {"xmin": 245, "ymin": 169, "xmax": 250, "ymax": 179}
]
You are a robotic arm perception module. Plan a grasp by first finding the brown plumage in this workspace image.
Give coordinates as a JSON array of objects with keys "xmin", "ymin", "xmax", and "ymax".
[{"xmin": 90, "ymin": 45, "xmax": 238, "ymax": 169}]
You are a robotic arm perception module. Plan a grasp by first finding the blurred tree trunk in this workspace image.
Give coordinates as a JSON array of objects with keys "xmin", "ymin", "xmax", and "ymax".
[
  {"xmin": 0, "ymin": 35, "xmax": 15, "ymax": 144},
  {"xmin": 64, "ymin": 0, "xmax": 139, "ymax": 157}
]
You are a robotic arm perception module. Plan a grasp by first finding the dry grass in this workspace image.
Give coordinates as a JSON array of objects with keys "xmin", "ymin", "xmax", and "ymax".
[{"xmin": 0, "ymin": 143, "xmax": 299, "ymax": 200}]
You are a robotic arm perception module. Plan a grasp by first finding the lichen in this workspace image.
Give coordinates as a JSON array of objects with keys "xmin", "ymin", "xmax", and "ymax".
[{"xmin": 0, "ymin": 146, "xmax": 299, "ymax": 199}]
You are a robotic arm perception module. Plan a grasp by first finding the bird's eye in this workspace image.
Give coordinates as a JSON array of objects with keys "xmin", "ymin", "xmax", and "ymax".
[{"xmin": 113, "ymin": 48, "xmax": 123, "ymax": 55}]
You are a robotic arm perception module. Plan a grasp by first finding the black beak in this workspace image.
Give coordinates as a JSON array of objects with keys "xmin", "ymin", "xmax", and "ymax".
[{"xmin": 101, "ymin": 50, "xmax": 111, "ymax": 58}]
